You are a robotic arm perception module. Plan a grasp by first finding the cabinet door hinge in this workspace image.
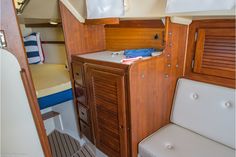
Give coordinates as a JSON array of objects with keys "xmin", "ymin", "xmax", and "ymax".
[
  {"xmin": 191, "ymin": 60, "xmax": 195, "ymax": 69},
  {"xmin": 194, "ymin": 32, "xmax": 198, "ymax": 41}
]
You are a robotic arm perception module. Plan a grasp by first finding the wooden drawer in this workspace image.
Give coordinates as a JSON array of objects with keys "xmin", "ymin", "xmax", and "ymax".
[
  {"xmin": 75, "ymin": 84, "xmax": 87, "ymax": 106},
  {"xmin": 80, "ymin": 120, "xmax": 92, "ymax": 141},
  {"xmin": 78, "ymin": 105, "xmax": 89, "ymax": 124},
  {"xmin": 72, "ymin": 63, "xmax": 84, "ymax": 86}
]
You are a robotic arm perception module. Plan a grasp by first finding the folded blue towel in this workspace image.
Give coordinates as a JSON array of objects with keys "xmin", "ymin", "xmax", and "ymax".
[{"xmin": 124, "ymin": 48, "xmax": 156, "ymax": 58}]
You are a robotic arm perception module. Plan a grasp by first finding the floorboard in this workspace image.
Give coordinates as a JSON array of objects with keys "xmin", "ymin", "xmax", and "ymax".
[{"xmin": 48, "ymin": 130, "xmax": 95, "ymax": 157}]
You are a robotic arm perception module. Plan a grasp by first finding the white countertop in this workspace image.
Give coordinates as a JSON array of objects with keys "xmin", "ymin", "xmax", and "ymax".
[{"xmin": 78, "ymin": 51, "xmax": 127, "ymax": 63}]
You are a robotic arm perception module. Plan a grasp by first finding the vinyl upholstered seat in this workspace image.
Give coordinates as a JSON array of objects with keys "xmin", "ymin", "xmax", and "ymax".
[
  {"xmin": 139, "ymin": 124, "xmax": 234, "ymax": 157},
  {"xmin": 139, "ymin": 79, "xmax": 235, "ymax": 157}
]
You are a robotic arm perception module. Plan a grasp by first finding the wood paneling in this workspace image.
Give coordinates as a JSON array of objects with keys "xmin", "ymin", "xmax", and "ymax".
[
  {"xmin": 193, "ymin": 28, "xmax": 235, "ymax": 79},
  {"xmin": 105, "ymin": 20, "xmax": 165, "ymax": 51},
  {"xmin": 184, "ymin": 19, "xmax": 236, "ymax": 88},
  {"xmin": 128, "ymin": 18, "xmax": 188, "ymax": 157},
  {"xmin": 1, "ymin": 1, "xmax": 52, "ymax": 156},
  {"xmin": 85, "ymin": 64, "xmax": 128, "ymax": 157},
  {"xmin": 129, "ymin": 56, "xmax": 166, "ymax": 157},
  {"xmin": 163, "ymin": 18, "xmax": 188, "ymax": 123},
  {"xmin": 85, "ymin": 18, "xmax": 119, "ymax": 25},
  {"xmin": 105, "ymin": 27, "xmax": 165, "ymax": 51},
  {"xmin": 59, "ymin": 2, "xmax": 106, "ymax": 63}
]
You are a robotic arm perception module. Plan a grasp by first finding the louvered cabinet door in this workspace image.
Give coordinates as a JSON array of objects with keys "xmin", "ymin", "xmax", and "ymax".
[
  {"xmin": 193, "ymin": 28, "xmax": 235, "ymax": 79},
  {"xmin": 85, "ymin": 64, "xmax": 128, "ymax": 157}
]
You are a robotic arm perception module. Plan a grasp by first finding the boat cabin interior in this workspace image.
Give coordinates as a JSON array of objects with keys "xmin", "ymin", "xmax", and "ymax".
[{"xmin": 1, "ymin": 0, "xmax": 235, "ymax": 157}]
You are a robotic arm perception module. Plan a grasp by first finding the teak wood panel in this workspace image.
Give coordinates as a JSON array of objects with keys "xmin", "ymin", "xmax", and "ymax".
[
  {"xmin": 105, "ymin": 28, "xmax": 165, "ymax": 51},
  {"xmin": 85, "ymin": 64, "xmax": 128, "ymax": 157},
  {"xmin": 1, "ymin": 0, "xmax": 52, "ymax": 157},
  {"xmin": 184, "ymin": 19, "xmax": 235, "ymax": 88},
  {"xmin": 129, "ymin": 56, "xmax": 166, "ymax": 157},
  {"xmin": 163, "ymin": 18, "xmax": 188, "ymax": 122},
  {"xmin": 59, "ymin": 2, "xmax": 106, "ymax": 63},
  {"xmin": 194, "ymin": 28, "xmax": 235, "ymax": 79},
  {"xmin": 129, "ymin": 17, "xmax": 188, "ymax": 157}
]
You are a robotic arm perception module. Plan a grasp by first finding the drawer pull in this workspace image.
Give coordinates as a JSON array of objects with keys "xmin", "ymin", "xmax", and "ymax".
[
  {"xmin": 81, "ymin": 112, "xmax": 85, "ymax": 115},
  {"xmin": 76, "ymin": 72, "xmax": 80, "ymax": 76}
]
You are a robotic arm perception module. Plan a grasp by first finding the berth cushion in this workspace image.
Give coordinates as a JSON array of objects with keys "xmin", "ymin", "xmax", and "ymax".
[
  {"xmin": 38, "ymin": 89, "xmax": 73, "ymax": 110},
  {"xmin": 171, "ymin": 79, "xmax": 235, "ymax": 149},
  {"xmin": 30, "ymin": 64, "xmax": 71, "ymax": 98},
  {"xmin": 139, "ymin": 124, "xmax": 235, "ymax": 157}
]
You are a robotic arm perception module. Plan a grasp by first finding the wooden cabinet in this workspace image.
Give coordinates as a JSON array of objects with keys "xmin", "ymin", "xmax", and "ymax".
[
  {"xmin": 185, "ymin": 19, "xmax": 236, "ymax": 88},
  {"xmin": 85, "ymin": 64, "xmax": 128, "ymax": 157},
  {"xmin": 71, "ymin": 52, "xmax": 173, "ymax": 157},
  {"xmin": 194, "ymin": 28, "xmax": 235, "ymax": 79}
]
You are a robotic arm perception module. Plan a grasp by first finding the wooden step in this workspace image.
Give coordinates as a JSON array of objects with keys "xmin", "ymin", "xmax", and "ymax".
[{"xmin": 42, "ymin": 111, "xmax": 60, "ymax": 121}]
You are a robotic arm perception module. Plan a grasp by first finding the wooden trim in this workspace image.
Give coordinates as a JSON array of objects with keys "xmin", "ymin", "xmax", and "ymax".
[
  {"xmin": 41, "ymin": 41, "xmax": 65, "ymax": 44},
  {"xmin": 25, "ymin": 23, "xmax": 62, "ymax": 28},
  {"xmin": 20, "ymin": 70, "xmax": 53, "ymax": 156},
  {"xmin": 105, "ymin": 20, "xmax": 164, "ymax": 28},
  {"xmin": 1, "ymin": 1, "xmax": 52, "ymax": 156},
  {"xmin": 85, "ymin": 18, "xmax": 119, "ymax": 25},
  {"xmin": 193, "ymin": 29, "xmax": 204, "ymax": 72}
]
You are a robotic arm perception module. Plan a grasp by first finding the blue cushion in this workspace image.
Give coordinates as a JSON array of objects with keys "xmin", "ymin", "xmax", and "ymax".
[{"xmin": 38, "ymin": 89, "xmax": 73, "ymax": 110}]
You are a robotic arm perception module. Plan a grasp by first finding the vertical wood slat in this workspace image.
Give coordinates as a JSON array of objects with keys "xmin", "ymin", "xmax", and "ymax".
[{"xmin": 194, "ymin": 28, "xmax": 235, "ymax": 79}]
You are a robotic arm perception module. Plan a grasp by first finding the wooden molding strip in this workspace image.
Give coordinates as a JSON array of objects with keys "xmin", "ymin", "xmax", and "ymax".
[
  {"xmin": 85, "ymin": 18, "xmax": 119, "ymax": 25},
  {"xmin": 105, "ymin": 20, "xmax": 165, "ymax": 28},
  {"xmin": 41, "ymin": 41, "xmax": 65, "ymax": 44},
  {"xmin": 25, "ymin": 23, "xmax": 62, "ymax": 28}
]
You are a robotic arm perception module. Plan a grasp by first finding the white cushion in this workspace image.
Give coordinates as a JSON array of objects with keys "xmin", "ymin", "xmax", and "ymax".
[
  {"xmin": 171, "ymin": 79, "xmax": 235, "ymax": 149},
  {"xmin": 139, "ymin": 124, "xmax": 235, "ymax": 157}
]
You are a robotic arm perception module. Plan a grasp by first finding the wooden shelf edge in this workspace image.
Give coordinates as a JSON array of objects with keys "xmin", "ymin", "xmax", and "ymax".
[
  {"xmin": 25, "ymin": 23, "xmax": 62, "ymax": 28},
  {"xmin": 85, "ymin": 18, "xmax": 120, "ymax": 25},
  {"xmin": 41, "ymin": 41, "xmax": 65, "ymax": 44}
]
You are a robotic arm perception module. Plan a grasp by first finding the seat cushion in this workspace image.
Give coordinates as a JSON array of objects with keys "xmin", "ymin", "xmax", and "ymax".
[
  {"xmin": 171, "ymin": 79, "xmax": 235, "ymax": 149},
  {"xmin": 139, "ymin": 124, "xmax": 235, "ymax": 157}
]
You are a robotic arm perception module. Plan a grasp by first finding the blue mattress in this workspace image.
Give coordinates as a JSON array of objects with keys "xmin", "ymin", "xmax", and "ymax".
[{"xmin": 38, "ymin": 89, "xmax": 73, "ymax": 110}]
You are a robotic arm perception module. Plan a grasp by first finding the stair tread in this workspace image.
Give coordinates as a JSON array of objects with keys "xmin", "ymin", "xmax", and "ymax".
[{"xmin": 42, "ymin": 111, "xmax": 60, "ymax": 120}]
